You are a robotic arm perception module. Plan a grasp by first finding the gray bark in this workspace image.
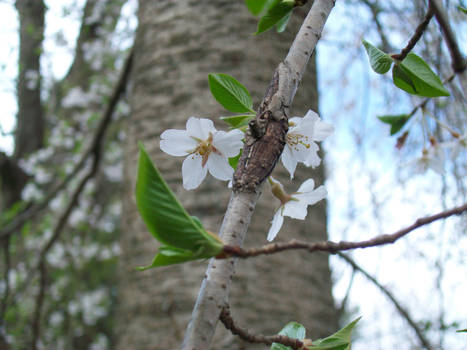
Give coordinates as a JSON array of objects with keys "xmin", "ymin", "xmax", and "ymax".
[
  {"xmin": 14, "ymin": 0, "xmax": 45, "ymax": 160},
  {"xmin": 116, "ymin": 1, "xmax": 338, "ymax": 349}
]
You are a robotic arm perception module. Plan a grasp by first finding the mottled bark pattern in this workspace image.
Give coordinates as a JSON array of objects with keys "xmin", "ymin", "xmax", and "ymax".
[{"xmin": 117, "ymin": 1, "xmax": 338, "ymax": 349}]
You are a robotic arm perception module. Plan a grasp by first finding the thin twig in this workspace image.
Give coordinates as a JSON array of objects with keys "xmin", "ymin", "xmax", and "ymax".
[
  {"xmin": 0, "ymin": 47, "xmax": 134, "ymax": 240},
  {"xmin": 219, "ymin": 306, "xmax": 305, "ymax": 350},
  {"xmin": 29, "ymin": 48, "xmax": 133, "ymax": 349},
  {"xmin": 338, "ymin": 253, "xmax": 435, "ymax": 350},
  {"xmin": 221, "ymin": 203, "xmax": 467, "ymax": 258},
  {"xmin": 392, "ymin": 3, "xmax": 434, "ymax": 61}
]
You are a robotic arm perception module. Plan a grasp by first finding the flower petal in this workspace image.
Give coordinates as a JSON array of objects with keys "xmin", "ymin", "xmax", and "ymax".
[
  {"xmin": 283, "ymin": 199, "xmax": 308, "ymax": 220},
  {"xmin": 303, "ymin": 142, "xmax": 321, "ymax": 168},
  {"xmin": 207, "ymin": 152, "xmax": 233, "ymax": 181},
  {"xmin": 297, "ymin": 185, "xmax": 327, "ymax": 206},
  {"xmin": 281, "ymin": 146, "xmax": 298, "ymax": 179},
  {"xmin": 212, "ymin": 129, "xmax": 244, "ymax": 157},
  {"xmin": 297, "ymin": 178, "xmax": 315, "ymax": 192},
  {"xmin": 267, "ymin": 209, "xmax": 284, "ymax": 241},
  {"xmin": 313, "ymin": 119, "xmax": 334, "ymax": 141},
  {"xmin": 182, "ymin": 154, "xmax": 208, "ymax": 190},
  {"xmin": 160, "ymin": 129, "xmax": 197, "ymax": 156},
  {"xmin": 186, "ymin": 117, "xmax": 216, "ymax": 140},
  {"xmin": 284, "ymin": 184, "xmax": 327, "ymax": 220}
]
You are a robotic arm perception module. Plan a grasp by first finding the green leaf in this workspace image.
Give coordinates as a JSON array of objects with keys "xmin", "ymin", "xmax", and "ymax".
[
  {"xmin": 311, "ymin": 317, "xmax": 361, "ymax": 350},
  {"xmin": 229, "ymin": 149, "xmax": 243, "ymax": 170},
  {"xmin": 458, "ymin": 5, "xmax": 467, "ymax": 14},
  {"xmin": 392, "ymin": 64, "xmax": 418, "ymax": 94},
  {"xmin": 457, "ymin": 328, "xmax": 467, "ymax": 333},
  {"xmin": 208, "ymin": 73, "xmax": 254, "ymax": 113},
  {"xmin": 362, "ymin": 40, "xmax": 393, "ymax": 74},
  {"xmin": 270, "ymin": 322, "xmax": 306, "ymax": 350},
  {"xmin": 136, "ymin": 246, "xmax": 200, "ymax": 269},
  {"xmin": 135, "ymin": 143, "xmax": 223, "ymax": 268},
  {"xmin": 392, "ymin": 53, "xmax": 450, "ymax": 97},
  {"xmin": 256, "ymin": 0, "xmax": 294, "ymax": 35},
  {"xmin": 220, "ymin": 114, "xmax": 255, "ymax": 128},
  {"xmin": 377, "ymin": 114, "xmax": 410, "ymax": 135},
  {"xmin": 276, "ymin": 10, "xmax": 292, "ymax": 32},
  {"xmin": 245, "ymin": 0, "xmax": 273, "ymax": 15}
]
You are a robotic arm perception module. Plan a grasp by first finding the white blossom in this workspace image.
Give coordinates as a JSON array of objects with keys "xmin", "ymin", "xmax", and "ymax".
[
  {"xmin": 267, "ymin": 177, "xmax": 327, "ymax": 241},
  {"xmin": 440, "ymin": 133, "xmax": 466, "ymax": 159},
  {"xmin": 282, "ymin": 110, "xmax": 334, "ymax": 178},
  {"xmin": 412, "ymin": 146, "xmax": 444, "ymax": 175},
  {"xmin": 160, "ymin": 117, "xmax": 244, "ymax": 190}
]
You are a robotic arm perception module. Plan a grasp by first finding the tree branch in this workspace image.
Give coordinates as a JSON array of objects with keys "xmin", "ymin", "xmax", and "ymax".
[
  {"xmin": 392, "ymin": 3, "xmax": 434, "ymax": 61},
  {"xmin": 0, "ymin": 47, "xmax": 133, "ymax": 240},
  {"xmin": 429, "ymin": 0, "xmax": 467, "ymax": 96},
  {"xmin": 429, "ymin": 0, "xmax": 466, "ymax": 73},
  {"xmin": 181, "ymin": 1, "xmax": 336, "ymax": 349},
  {"xmin": 338, "ymin": 253, "xmax": 435, "ymax": 350},
  {"xmin": 0, "ymin": 237, "xmax": 11, "ymax": 324},
  {"xmin": 221, "ymin": 203, "xmax": 467, "ymax": 258},
  {"xmin": 28, "ymin": 48, "xmax": 133, "ymax": 349},
  {"xmin": 219, "ymin": 306, "xmax": 305, "ymax": 350}
]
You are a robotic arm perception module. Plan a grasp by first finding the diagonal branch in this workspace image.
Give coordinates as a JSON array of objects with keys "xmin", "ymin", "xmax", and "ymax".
[
  {"xmin": 181, "ymin": 1, "xmax": 337, "ymax": 349},
  {"xmin": 221, "ymin": 203, "xmax": 467, "ymax": 258},
  {"xmin": 429, "ymin": 0, "xmax": 467, "ymax": 97},
  {"xmin": 0, "ymin": 48, "xmax": 134, "ymax": 240},
  {"xmin": 219, "ymin": 306, "xmax": 305, "ymax": 350},
  {"xmin": 429, "ymin": 0, "xmax": 466, "ymax": 73},
  {"xmin": 391, "ymin": 3, "xmax": 434, "ymax": 61},
  {"xmin": 338, "ymin": 253, "xmax": 435, "ymax": 350},
  {"xmin": 29, "ymin": 49, "xmax": 133, "ymax": 349}
]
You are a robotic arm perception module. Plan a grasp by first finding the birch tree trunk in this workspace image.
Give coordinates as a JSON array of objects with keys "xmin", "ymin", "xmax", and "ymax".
[{"xmin": 116, "ymin": 1, "xmax": 338, "ymax": 349}]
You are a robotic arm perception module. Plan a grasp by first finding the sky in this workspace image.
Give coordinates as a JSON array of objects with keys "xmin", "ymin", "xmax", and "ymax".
[{"xmin": 0, "ymin": 1, "xmax": 466, "ymax": 349}]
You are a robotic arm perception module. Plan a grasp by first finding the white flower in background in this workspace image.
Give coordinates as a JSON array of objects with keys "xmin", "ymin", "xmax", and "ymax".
[
  {"xmin": 267, "ymin": 177, "xmax": 327, "ymax": 241},
  {"xmin": 413, "ymin": 146, "xmax": 445, "ymax": 175},
  {"xmin": 160, "ymin": 117, "xmax": 243, "ymax": 190},
  {"xmin": 282, "ymin": 110, "xmax": 334, "ymax": 178},
  {"xmin": 440, "ymin": 132, "xmax": 466, "ymax": 159}
]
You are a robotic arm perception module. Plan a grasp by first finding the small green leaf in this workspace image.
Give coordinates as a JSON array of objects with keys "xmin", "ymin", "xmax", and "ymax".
[
  {"xmin": 458, "ymin": 5, "xmax": 467, "ymax": 14},
  {"xmin": 270, "ymin": 322, "xmax": 306, "ymax": 350},
  {"xmin": 256, "ymin": 0, "xmax": 294, "ymax": 35},
  {"xmin": 276, "ymin": 11, "xmax": 292, "ymax": 32},
  {"xmin": 220, "ymin": 114, "xmax": 255, "ymax": 128},
  {"xmin": 393, "ymin": 53, "xmax": 450, "ymax": 97},
  {"xmin": 457, "ymin": 328, "xmax": 467, "ymax": 333},
  {"xmin": 136, "ymin": 246, "xmax": 199, "ymax": 269},
  {"xmin": 245, "ymin": 0, "xmax": 273, "ymax": 15},
  {"xmin": 208, "ymin": 73, "xmax": 254, "ymax": 113},
  {"xmin": 362, "ymin": 40, "xmax": 393, "ymax": 74},
  {"xmin": 377, "ymin": 114, "xmax": 410, "ymax": 135},
  {"xmin": 392, "ymin": 64, "xmax": 418, "ymax": 94},
  {"xmin": 311, "ymin": 317, "xmax": 361, "ymax": 350},
  {"xmin": 229, "ymin": 149, "xmax": 243, "ymax": 170},
  {"xmin": 135, "ymin": 143, "xmax": 223, "ymax": 268}
]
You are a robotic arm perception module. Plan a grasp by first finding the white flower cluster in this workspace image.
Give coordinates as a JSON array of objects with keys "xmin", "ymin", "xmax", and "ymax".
[{"xmin": 159, "ymin": 110, "xmax": 334, "ymax": 240}]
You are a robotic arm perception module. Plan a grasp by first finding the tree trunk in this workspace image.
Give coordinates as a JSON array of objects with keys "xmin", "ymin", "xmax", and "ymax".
[
  {"xmin": 116, "ymin": 1, "xmax": 338, "ymax": 349},
  {"xmin": 14, "ymin": 0, "xmax": 45, "ymax": 160}
]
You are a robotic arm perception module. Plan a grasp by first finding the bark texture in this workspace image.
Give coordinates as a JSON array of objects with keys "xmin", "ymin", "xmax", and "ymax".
[
  {"xmin": 14, "ymin": 0, "xmax": 45, "ymax": 160},
  {"xmin": 116, "ymin": 1, "xmax": 338, "ymax": 349}
]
